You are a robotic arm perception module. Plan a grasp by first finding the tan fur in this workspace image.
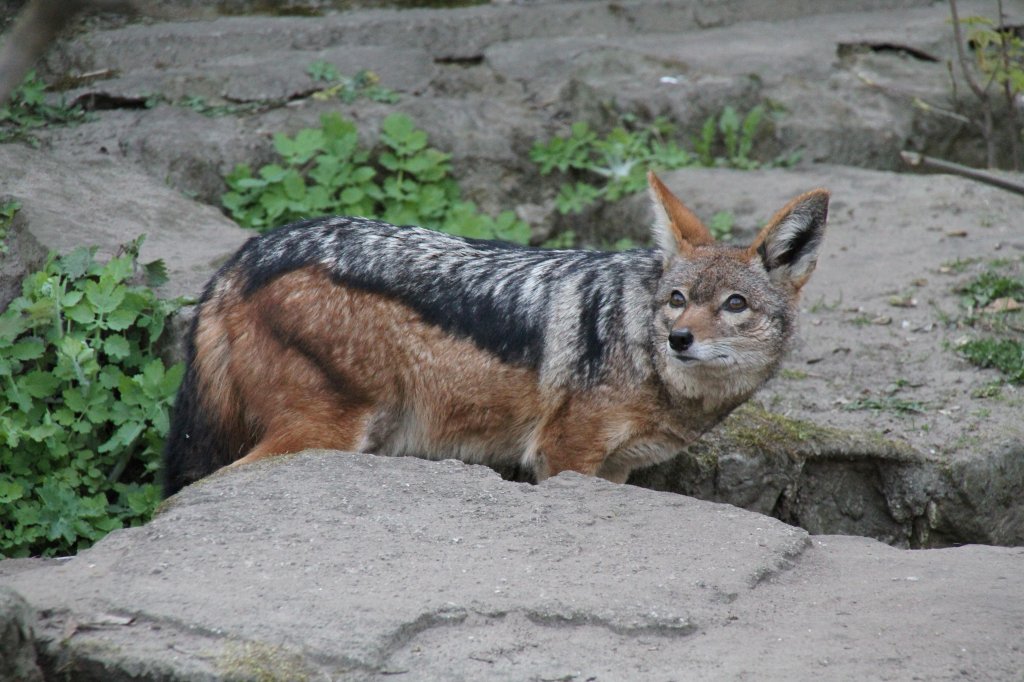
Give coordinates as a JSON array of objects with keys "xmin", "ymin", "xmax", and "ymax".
[
  {"xmin": 647, "ymin": 171, "xmax": 714, "ymax": 254},
  {"xmin": 748, "ymin": 188, "xmax": 830, "ymax": 290},
  {"xmin": 195, "ymin": 265, "xmax": 743, "ymax": 483},
  {"xmin": 175, "ymin": 175, "xmax": 828, "ymax": 489},
  {"xmin": 202, "ymin": 266, "xmax": 555, "ymax": 471}
]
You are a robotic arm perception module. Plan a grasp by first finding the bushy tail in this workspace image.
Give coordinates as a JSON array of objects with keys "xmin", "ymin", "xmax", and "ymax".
[{"xmin": 162, "ymin": 309, "xmax": 243, "ymax": 497}]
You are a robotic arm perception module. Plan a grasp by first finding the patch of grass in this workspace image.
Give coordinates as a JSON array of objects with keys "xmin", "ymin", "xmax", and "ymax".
[
  {"xmin": 949, "ymin": 261, "xmax": 1024, "ymax": 383},
  {"xmin": 726, "ymin": 403, "xmax": 847, "ymax": 452},
  {"xmin": 958, "ymin": 269, "xmax": 1024, "ymax": 311},
  {"xmin": 971, "ymin": 381, "xmax": 1004, "ymax": 399},
  {"xmin": 808, "ymin": 294, "xmax": 843, "ymax": 313},
  {"xmin": 940, "ymin": 256, "xmax": 981, "ymax": 273},
  {"xmin": 843, "ymin": 396, "xmax": 928, "ymax": 415},
  {"xmin": 530, "ymin": 105, "xmax": 799, "ymax": 216},
  {"xmin": 176, "ymin": 95, "xmax": 273, "ymax": 118},
  {"xmin": 0, "ymin": 70, "xmax": 89, "ymax": 145},
  {"xmin": 307, "ymin": 61, "xmax": 400, "ymax": 104},
  {"xmin": 846, "ymin": 313, "xmax": 874, "ymax": 327},
  {"xmin": 0, "ymin": 200, "xmax": 20, "ymax": 254},
  {"xmin": 958, "ymin": 338, "xmax": 1024, "ymax": 383}
]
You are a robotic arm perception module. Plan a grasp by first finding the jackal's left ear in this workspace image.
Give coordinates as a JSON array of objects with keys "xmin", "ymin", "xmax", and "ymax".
[
  {"xmin": 648, "ymin": 172, "xmax": 714, "ymax": 258},
  {"xmin": 749, "ymin": 189, "xmax": 830, "ymax": 290}
]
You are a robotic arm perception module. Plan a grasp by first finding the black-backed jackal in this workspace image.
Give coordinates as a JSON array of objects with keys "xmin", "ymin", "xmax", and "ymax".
[{"xmin": 163, "ymin": 173, "xmax": 828, "ymax": 496}]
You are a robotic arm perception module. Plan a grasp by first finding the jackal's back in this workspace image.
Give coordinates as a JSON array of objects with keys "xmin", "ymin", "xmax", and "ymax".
[{"xmin": 231, "ymin": 217, "xmax": 663, "ymax": 382}]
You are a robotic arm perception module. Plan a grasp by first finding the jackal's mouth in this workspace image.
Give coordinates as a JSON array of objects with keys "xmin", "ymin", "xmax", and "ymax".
[{"xmin": 670, "ymin": 351, "xmax": 731, "ymax": 366}]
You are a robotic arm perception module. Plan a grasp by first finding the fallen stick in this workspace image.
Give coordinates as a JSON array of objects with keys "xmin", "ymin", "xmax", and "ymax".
[{"xmin": 900, "ymin": 151, "xmax": 1024, "ymax": 197}]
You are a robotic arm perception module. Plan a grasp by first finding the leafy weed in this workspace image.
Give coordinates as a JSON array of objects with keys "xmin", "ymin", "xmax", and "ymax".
[
  {"xmin": 0, "ymin": 237, "xmax": 187, "ymax": 557},
  {"xmin": 223, "ymin": 112, "xmax": 529, "ymax": 243},
  {"xmin": 0, "ymin": 70, "xmax": 89, "ymax": 145}
]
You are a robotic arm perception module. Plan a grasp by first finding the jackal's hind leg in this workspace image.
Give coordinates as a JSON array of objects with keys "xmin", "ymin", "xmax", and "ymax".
[{"xmin": 230, "ymin": 404, "xmax": 370, "ymax": 468}]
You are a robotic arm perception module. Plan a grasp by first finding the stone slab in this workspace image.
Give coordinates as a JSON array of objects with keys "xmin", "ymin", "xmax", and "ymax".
[
  {"xmin": 0, "ymin": 144, "xmax": 251, "ymax": 302},
  {"xmin": 1, "ymin": 452, "xmax": 1021, "ymax": 680}
]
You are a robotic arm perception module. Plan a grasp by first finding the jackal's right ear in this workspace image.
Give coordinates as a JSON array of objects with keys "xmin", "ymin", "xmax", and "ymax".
[
  {"xmin": 748, "ymin": 189, "xmax": 830, "ymax": 290},
  {"xmin": 648, "ymin": 172, "xmax": 714, "ymax": 258}
]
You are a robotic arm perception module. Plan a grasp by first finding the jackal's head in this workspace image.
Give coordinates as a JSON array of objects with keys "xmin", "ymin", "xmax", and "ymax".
[{"xmin": 647, "ymin": 172, "xmax": 829, "ymax": 408}]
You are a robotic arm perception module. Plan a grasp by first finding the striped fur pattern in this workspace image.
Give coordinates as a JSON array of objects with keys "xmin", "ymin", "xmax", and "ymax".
[{"xmin": 163, "ymin": 173, "xmax": 829, "ymax": 496}]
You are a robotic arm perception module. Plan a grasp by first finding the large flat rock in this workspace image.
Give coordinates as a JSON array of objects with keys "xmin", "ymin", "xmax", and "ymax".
[
  {"xmin": 0, "ymin": 144, "xmax": 251, "ymax": 303},
  {"xmin": 1, "ymin": 452, "xmax": 1021, "ymax": 680}
]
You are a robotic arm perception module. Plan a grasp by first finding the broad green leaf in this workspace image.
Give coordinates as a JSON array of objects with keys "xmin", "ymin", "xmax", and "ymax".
[
  {"xmin": 57, "ymin": 247, "xmax": 95, "ymax": 280},
  {"xmin": 143, "ymin": 259, "xmax": 169, "ymax": 288},
  {"xmin": 103, "ymin": 335, "xmax": 131, "ymax": 360},
  {"xmin": 19, "ymin": 370, "xmax": 60, "ymax": 398},
  {"xmin": 83, "ymin": 279, "xmax": 125, "ymax": 314},
  {"xmin": 63, "ymin": 301, "xmax": 95, "ymax": 326},
  {"xmin": 106, "ymin": 306, "xmax": 140, "ymax": 331},
  {"xmin": 8, "ymin": 338, "xmax": 44, "ymax": 361}
]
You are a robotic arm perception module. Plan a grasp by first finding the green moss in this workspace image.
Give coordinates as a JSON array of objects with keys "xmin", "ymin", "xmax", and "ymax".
[
  {"xmin": 725, "ymin": 404, "xmax": 840, "ymax": 452},
  {"xmin": 700, "ymin": 403, "xmax": 919, "ymax": 464},
  {"xmin": 216, "ymin": 641, "xmax": 319, "ymax": 682}
]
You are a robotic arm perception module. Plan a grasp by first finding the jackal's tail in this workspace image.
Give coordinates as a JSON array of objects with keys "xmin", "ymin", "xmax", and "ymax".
[{"xmin": 162, "ymin": 304, "xmax": 246, "ymax": 498}]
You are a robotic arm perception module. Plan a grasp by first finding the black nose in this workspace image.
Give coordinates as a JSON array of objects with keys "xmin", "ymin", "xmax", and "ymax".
[{"xmin": 668, "ymin": 328, "xmax": 694, "ymax": 352}]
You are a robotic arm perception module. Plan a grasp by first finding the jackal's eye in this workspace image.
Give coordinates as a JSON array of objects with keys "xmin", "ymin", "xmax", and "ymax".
[
  {"xmin": 669, "ymin": 290, "xmax": 686, "ymax": 308},
  {"xmin": 723, "ymin": 294, "xmax": 748, "ymax": 313}
]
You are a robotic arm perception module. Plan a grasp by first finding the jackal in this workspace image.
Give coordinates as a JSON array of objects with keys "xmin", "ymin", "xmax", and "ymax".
[{"xmin": 163, "ymin": 172, "xmax": 828, "ymax": 495}]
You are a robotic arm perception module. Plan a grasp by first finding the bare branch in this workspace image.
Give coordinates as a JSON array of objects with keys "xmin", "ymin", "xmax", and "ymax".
[
  {"xmin": 996, "ymin": 0, "xmax": 1021, "ymax": 169},
  {"xmin": 948, "ymin": 0, "xmax": 989, "ymax": 101},
  {"xmin": 901, "ymin": 150, "xmax": 1024, "ymax": 196}
]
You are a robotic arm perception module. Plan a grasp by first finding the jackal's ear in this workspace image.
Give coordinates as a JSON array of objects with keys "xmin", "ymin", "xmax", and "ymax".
[
  {"xmin": 749, "ymin": 189, "xmax": 830, "ymax": 290},
  {"xmin": 648, "ymin": 172, "xmax": 714, "ymax": 257}
]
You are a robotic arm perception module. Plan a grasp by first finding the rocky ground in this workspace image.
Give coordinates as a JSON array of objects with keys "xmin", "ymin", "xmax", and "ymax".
[
  {"xmin": 3, "ymin": 452, "xmax": 1024, "ymax": 681},
  {"xmin": 1, "ymin": 0, "xmax": 1023, "ymax": 679}
]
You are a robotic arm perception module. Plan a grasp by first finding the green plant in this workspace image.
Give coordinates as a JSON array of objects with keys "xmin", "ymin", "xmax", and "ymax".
[
  {"xmin": 948, "ymin": 260, "xmax": 1024, "ymax": 384},
  {"xmin": 958, "ymin": 269, "xmax": 1024, "ymax": 311},
  {"xmin": 0, "ymin": 70, "xmax": 88, "ymax": 145},
  {"xmin": 0, "ymin": 200, "xmax": 20, "ymax": 254},
  {"xmin": 531, "ymin": 117, "xmax": 692, "ymax": 215},
  {"xmin": 223, "ymin": 112, "xmax": 529, "ymax": 243},
  {"xmin": 708, "ymin": 210, "xmax": 735, "ymax": 241},
  {"xmin": 307, "ymin": 61, "xmax": 400, "ymax": 104},
  {"xmin": 948, "ymin": 0, "xmax": 1024, "ymax": 169},
  {"xmin": 531, "ymin": 107, "xmax": 798, "ymax": 215},
  {"xmin": 958, "ymin": 338, "xmax": 1024, "ymax": 382},
  {"xmin": 843, "ymin": 396, "xmax": 928, "ymax": 414},
  {"xmin": 0, "ymin": 238, "xmax": 186, "ymax": 557},
  {"xmin": 971, "ymin": 380, "xmax": 1005, "ymax": 398},
  {"xmin": 177, "ymin": 95, "xmax": 271, "ymax": 118},
  {"xmin": 940, "ymin": 256, "xmax": 982, "ymax": 273}
]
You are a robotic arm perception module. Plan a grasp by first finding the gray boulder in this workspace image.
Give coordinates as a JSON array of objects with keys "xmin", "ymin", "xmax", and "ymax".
[
  {"xmin": 0, "ymin": 587, "xmax": 43, "ymax": 682},
  {"xmin": 0, "ymin": 144, "xmax": 251, "ymax": 306},
  {"xmin": 1, "ymin": 452, "xmax": 1022, "ymax": 680}
]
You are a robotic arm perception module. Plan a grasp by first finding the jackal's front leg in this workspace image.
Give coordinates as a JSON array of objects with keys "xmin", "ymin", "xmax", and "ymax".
[{"xmin": 533, "ymin": 395, "xmax": 620, "ymax": 482}]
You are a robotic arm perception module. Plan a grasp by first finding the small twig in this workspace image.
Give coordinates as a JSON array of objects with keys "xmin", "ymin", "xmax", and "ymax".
[
  {"xmin": 910, "ymin": 96, "xmax": 973, "ymax": 126},
  {"xmin": 901, "ymin": 150, "xmax": 1024, "ymax": 196}
]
